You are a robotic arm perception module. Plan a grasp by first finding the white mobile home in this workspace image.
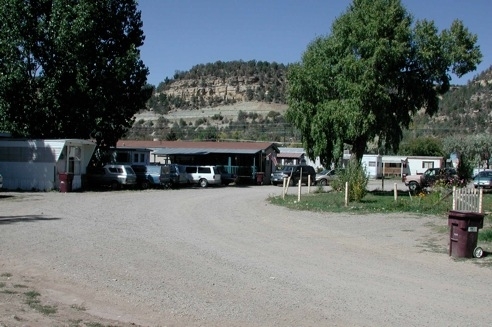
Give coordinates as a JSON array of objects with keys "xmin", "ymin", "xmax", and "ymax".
[
  {"xmin": 0, "ymin": 139, "xmax": 96, "ymax": 191},
  {"xmin": 361, "ymin": 154, "xmax": 382, "ymax": 179},
  {"xmin": 406, "ymin": 156, "xmax": 443, "ymax": 175}
]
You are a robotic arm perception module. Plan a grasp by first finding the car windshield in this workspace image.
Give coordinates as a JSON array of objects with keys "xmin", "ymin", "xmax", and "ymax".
[
  {"xmin": 477, "ymin": 171, "xmax": 492, "ymax": 178},
  {"xmin": 318, "ymin": 169, "xmax": 330, "ymax": 175},
  {"xmin": 281, "ymin": 166, "xmax": 295, "ymax": 172},
  {"xmin": 124, "ymin": 166, "xmax": 135, "ymax": 174},
  {"xmin": 147, "ymin": 166, "xmax": 160, "ymax": 174}
]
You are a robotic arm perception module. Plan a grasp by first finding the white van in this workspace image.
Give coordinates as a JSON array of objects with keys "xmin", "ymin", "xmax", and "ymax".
[{"xmin": 185, "ymin": 165, "xmax": 221, "ymax": 187}]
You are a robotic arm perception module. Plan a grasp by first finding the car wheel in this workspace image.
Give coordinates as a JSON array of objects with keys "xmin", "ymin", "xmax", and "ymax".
[
  {"xmin": 199, "ymin": 178, "xmax": 208, "ymax": 188},
  {"xmin": 408, "ymin": 181, "xmax": 419, "ymax": 192},
  {"xmin": 319, "ymin": 179, "xmax": 327, "ymax": 186},
  {"xmin": 140, "ymin": 181, "xmax": 149, "ymax": 190},
  {"xmin": 289, "ymin": 178, "xmax": 295, "ymax": 186}
]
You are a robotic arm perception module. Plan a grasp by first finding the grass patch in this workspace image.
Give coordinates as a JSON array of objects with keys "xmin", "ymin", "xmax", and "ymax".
[
  {"xmin": 269, "ymin": 189, "xmax": 458, "ymax": 215},
  {"xmin": 479, "ymin": 228, "xmax": 492, "ymax": 242},
  {"xmin": 85, "ymin": 323, "xmax": 106, "ymax": 327},
  {"xmin": 24, "ymin": 290, "xmax": 57, "ymax": 315},
  {"xmin": 270, "ymin": 188, "xmax": 492, "ymax": 248},
  {"xmin": 0, "ymin": 282, "xmax": 5, "ymax": 288},
  {"xmin": 0, "ymin": 289, "xmax": 17, "ymax": 294},
  {"xmin": 70, "ymin": 303, "xmax": 86, "ymax": 311},
  {"xmin": 13, "ymin": 284, "xmax": 28, "ymax": 288},
  {"xmin": 0, "ymin": 272, "xmax": 12, "ymax": 278},
  {"xmin": 68, "ymin": 319, "xmax": 83, "ymax": 326},
  {"xmin": 270, "ymin": 188, "xmax": 492, "ymax": 216}
]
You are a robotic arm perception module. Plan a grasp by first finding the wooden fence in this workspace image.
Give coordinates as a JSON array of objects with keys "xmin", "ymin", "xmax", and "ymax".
[{"xmin": 452, "ymin": 186, "xmax": 483, "ymax": 213}]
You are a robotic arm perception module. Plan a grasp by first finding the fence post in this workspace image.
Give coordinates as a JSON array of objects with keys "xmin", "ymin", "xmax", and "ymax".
[
  {"xmin": 452, "ymin": 186, "xmax": 456, "ymax": 210},
  {"xmin": 345, "ymin": 181, "xmax": 349, "ymax": 207},
  {"xmin": 394, "ymin": 183, "xmax": 398, "ymax": 201},
  {"xmin": 479, "ymin": 188, "xmax": 483, "ymax": 213}
]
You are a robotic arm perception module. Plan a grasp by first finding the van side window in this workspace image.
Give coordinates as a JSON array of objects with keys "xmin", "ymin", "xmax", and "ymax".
[
  {"xmin": 198, "ymin": 167, "xmax": 210, "ymax": 174},
  {"xmin": 186, "ymin": 166, "xmax": 197, "ymax": 173}
]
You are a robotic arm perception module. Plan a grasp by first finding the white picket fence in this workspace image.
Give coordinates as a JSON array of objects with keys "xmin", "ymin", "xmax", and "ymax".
[{"xmin": 452, "ymin": 186, "xmax": 483, "ymax": 213}]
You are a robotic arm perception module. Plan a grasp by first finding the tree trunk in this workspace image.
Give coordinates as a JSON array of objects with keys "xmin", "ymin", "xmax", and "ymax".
[{"xmin": 351, "ymin": 137, "xmax": 367, "ymax": 162}]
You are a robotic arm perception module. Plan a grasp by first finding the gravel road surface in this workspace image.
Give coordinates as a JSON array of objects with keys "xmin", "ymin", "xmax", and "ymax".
[{"xmin": 1, "ymin": 184, "xmax": 491, "ymax": 326}]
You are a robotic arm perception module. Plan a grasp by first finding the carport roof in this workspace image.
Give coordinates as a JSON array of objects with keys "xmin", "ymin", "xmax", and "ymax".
[
  {"xmin": 116, "ymin": 140, "xmax": 279, "ymax": 155},
  {"xmin": 277, "ymin": 152, "xmax": 303, "ymax": 159}
]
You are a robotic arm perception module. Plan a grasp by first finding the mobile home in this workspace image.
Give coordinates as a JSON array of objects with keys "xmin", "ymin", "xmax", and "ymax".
[{"xmin": 0, "ymin": 139, "xmax": 96, "ymax": 191}]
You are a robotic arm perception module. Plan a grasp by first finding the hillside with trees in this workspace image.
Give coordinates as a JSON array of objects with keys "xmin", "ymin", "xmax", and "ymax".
[
  {"xmin": 411, "ymin": 66, "xmax": 492, "ymax": 137},
  {"xmin": 132, "ymin": 61, "xmax": 492, "ymax": 154},
  {"xmin": 147, "ymin": 60, "xmax": 289, "ymax": 114}
]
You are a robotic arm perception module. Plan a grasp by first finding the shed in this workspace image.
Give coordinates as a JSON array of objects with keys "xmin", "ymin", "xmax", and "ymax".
[
  {"xmin": 0, "ymin": 139, "xmax": 96, "ymax": 191},
  {"xmin": 116, "ymin": 140, "xmax": 279, "ymax": 184}
]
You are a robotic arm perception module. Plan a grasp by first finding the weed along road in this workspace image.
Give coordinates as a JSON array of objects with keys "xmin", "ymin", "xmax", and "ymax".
[{"xmin": 1, "ymin": 185, "xmax": 492, "ymax": 326}]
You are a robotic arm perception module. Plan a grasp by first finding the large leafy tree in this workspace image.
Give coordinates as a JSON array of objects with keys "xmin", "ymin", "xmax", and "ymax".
[
  {"xmin": 443, "ymin": 134, "xmax": 492, "ymax": 170},
  {"xmin": 0, "ymin": 0, "xmax": 152, "ymax": 147},
  {"xmin": 286, "ymin": 0, "xmax": 482, "ymax": 167},
  {"xmin": 398, "ymin": 137, "xmax": 443, "ymax": 157}
]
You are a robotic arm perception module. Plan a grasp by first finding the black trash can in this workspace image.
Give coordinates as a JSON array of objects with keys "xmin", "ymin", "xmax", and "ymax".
[
  {"xmin": 448, "ymin": 210, "xmax": 484, "ymax": 258},
  {"xmin": 59, "ymin": 172, "xmax": 74, "ymax": 193}
]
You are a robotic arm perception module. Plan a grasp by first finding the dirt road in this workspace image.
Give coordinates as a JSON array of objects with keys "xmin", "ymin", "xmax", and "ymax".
[{"xmin": 1, "ymin": 185, "xmax": 491, "ymax": 326}]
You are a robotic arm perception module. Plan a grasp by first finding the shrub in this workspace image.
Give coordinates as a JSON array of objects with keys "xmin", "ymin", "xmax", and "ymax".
[{"xmin": 331, "ymin": 160, "xmax": 369, "ymax": 202}]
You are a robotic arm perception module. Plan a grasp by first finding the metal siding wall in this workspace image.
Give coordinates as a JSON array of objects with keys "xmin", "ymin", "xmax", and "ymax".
[{"xmin": 0, "ymin": 162, "xmax": 55, "ymax": 191}]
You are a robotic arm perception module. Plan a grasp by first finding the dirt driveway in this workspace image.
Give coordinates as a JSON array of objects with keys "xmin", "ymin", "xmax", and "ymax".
[{"xmin": 1, "ymin": 185, "xmax": 491, "ymax": 326}]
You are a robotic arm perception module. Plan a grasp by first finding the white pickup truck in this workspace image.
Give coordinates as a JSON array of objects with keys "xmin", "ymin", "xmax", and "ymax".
[{"xmin": 402, "ymin": 167, "xmax": 457, "ymax": 192}]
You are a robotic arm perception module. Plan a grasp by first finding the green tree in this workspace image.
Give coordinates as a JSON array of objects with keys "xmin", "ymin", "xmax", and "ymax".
[
  {"xmin": 286, "ymin": 0, "xmax": 481, "ymax": 168},
  {"xmin": 398, "ymin": 137, "xmax": 443, "ymax": 157},
  {"xmin": 0, "ymin": 0, "xmax": 152, "ymax": 147},
  {"xmin": 443, "ymin": 134, "xmax": 492, "ymax": 170}
]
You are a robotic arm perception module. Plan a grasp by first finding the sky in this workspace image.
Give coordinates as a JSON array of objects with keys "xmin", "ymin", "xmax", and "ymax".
[{"xmin": 137, "ymin": 0, "xmax": 492, "ymax": 87}]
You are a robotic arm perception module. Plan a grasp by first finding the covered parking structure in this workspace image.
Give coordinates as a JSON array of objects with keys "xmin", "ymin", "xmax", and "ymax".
[{"xmin": 116, "ymin": 140, "xmax": 279, "ymax": 184}]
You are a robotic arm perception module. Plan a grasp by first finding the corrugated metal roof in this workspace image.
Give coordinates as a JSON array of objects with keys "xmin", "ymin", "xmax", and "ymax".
[{"xmin": 116, "ymin": 140, "xmax": 278, "ymax": 155}]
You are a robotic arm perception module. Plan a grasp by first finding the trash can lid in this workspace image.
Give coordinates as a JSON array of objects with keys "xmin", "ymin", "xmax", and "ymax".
[{"xmin": 448, "ymin": 210, "xmax": 484, "ymax": 219}]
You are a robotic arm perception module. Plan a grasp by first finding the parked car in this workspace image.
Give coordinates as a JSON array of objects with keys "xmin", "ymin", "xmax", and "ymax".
[
  {"xmin": 216, "ymin": 166, "xmax": 237, "ymax": 185},
  {"xmin": 0, "ymin": 173, "xmax": 3, "ymax": 189},
  {"xmin": 315, "ymin": 168, "xmax": 343, "ymax": 186},
  {"xmin": 86, "ymin": 164, "xmax": 137, "ymax": 190},
  {"xmin": 402, "ymin": 167, "xmax": 457, "ymax": 192},
  {"xmin": 131, "ymin": 164, "xmax": 150, "ymax": 189},
  {"xmin": 144, "ymin": 165, "xmax": 161, "ymax": 187},
  {"xmin": 473, "ymin": 170, "xmax": 492, "ymax": 189},
  {"xmin": 185, "ymin": 165, "xmax": 221, "ymax": 187},
  {"xmin": 271, "ymin": 165, "xmax": 316, "ymax": 186},
  {"xmin": 160, "ymin": 164, "xmax": 189, "ymax": 188},
  {"xmin": 131, "ymin": 164, "xmax": 163, "ymax": 189}
]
